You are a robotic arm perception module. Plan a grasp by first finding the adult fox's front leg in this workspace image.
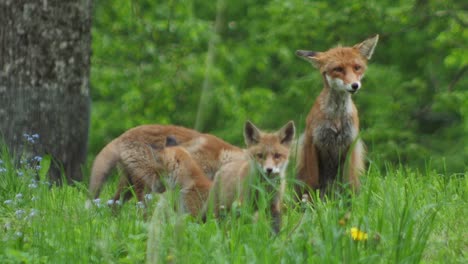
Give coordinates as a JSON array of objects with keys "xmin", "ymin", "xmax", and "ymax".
[{"xmin": 347, "ymin": 140, "xmax": 365, "ymax": 192}]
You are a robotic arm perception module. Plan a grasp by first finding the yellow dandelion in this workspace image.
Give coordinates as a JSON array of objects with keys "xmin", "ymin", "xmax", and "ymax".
[{"xmin": 350, "ymin": 227, "xmax": 368, "ymax": 241}]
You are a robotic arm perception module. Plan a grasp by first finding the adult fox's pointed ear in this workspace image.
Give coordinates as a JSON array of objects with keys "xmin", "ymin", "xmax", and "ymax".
[
  {"xmin": 278, "ymin": 121, "xmax": 295, "ymax": 146},
  {"xmin": 354, "ymin": 34, "xmax": 379, "ymax": 60},
  {"xmin": 244, "ymin": 120, "xmax": 262, "ymax": 146},
  {"xmin": 296, "ymin": 50, "xmax": 321, "ymax": 68}
]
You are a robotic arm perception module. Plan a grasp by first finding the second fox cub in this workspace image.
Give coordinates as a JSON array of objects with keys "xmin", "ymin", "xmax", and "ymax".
[
  {"xmin": 150, "ymin": 143, "xmax": 213, "ymax": 217},
  {"xmin": 295, "ymin": 35, "xmax": 379, "ymax": 198},
  {"xmin": 209, "ymin": 120, "xmax": 295, "ymax": 233}
]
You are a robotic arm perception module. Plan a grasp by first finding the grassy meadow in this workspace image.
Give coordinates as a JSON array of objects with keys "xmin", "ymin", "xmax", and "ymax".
[{"xmin": 0, "ymin": 144, "xmax": 466, "ymax": 263}]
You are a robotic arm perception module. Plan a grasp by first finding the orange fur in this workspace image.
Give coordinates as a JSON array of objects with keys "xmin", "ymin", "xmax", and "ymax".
[
  {"xmin": 158, "ymin": 146, "xmax": 212, "ymax": 217},
  {"xmin": 209, "ymin": 120, "xmax": 295, "ymax": 233},
  {"xmin": 88, "ymin": 124, "xmax": 241, "ymax": 205},
  {"xmin": 295, "ymin": 35, "xmax": 378, "ymax": 198}
]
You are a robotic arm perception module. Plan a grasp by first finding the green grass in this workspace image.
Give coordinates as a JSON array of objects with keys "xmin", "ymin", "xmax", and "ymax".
[{"xmin": 1, "ymin": 146, "xmax": 466, "ymax": 263}]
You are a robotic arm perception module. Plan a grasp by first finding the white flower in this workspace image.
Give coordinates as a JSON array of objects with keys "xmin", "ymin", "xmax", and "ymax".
[
  {"xmin": 145, "ymin": 194, "xmax": 153, "ymax": 201},
  {"xmin": 29, "ymin": 209, "xmax": 39, "ymax": 217}
]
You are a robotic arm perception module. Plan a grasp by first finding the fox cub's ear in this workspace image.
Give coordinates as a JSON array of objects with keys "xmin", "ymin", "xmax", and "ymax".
[
  {"xmin": 278, "ymin": 121, "xmax": 295, "ymax": 146},
  {"xmin": 295, "ymin": 50, "xmax": 321, "ymax": 68},
  {"xmin": 354, "ymin": 34, "xmax": 379, "ymax": 60},
  {"xmin": 244, "ymin": 120, "xmax": 262, "ymax": 146}
]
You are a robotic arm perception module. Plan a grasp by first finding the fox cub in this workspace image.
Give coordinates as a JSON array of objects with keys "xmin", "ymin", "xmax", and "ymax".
[{"xmin": 209, "ymin": 120, "xmax": 295, "ymax": 233}]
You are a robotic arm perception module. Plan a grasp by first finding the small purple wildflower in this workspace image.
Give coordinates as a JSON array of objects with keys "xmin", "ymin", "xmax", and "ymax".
[
  {"xmin": 17, "ymin": 171, "xmax": 24, "ymax": 177},
  {"xmin": 33, "ymin": 156, "xmax": 42, "ymax": 162},
  {"xmin": 15, "ymin": 209, "xmax": 26, "ymax": 218},
  {"xmin": 25, "ymin": 136, "xmax": 35, "ymax": 143},
  {"xmin": 15, "ymin": 193, "xmax": 23, "ymax": 200},
  {"xmin": 23, "ymin": 133, "xmax": 40, "ymax": 144},
  {"xmin": 0, "ymin": 167, "xmax": 6, "ymax": 173},
  {"xmin": 28, "ymin": 182, "xmax": 38, "ymax": 189},
  {"xmin": 4, "ymin": 199, "xmax": 13, "ymax": 205},
  {"xmin": 136, "ymin": 201, "xmax": 145, "ymax": 209}
]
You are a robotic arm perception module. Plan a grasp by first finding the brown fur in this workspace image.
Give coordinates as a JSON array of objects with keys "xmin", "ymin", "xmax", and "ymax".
[
  {"xmin": 156, "ymin": 146, "xmax": 212, "ymax": 217},
  {"xmin": 89, "ymin": 124, "xmax": 242, "ymax": 207},
  {"xmin": 295, "ymin": 35, "xmax": 378, "ymax": 198},
  {"xmin": 209, "ymin": 120, "xmax": 295, "ymax": 233}
]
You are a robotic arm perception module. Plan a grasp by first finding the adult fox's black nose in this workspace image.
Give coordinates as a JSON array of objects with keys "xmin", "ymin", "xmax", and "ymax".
[
  {"xmin": 266, "ymin": 168, "xmax": 273, "ymax": 174},
  {"xmin": 351, "ymin": 82, "xmax": 360, "ymax": 90}
]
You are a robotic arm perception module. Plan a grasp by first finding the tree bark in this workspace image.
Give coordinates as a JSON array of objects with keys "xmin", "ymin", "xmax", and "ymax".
[{"xmin": 0, "ymin": 0, "xmax": 92, "ymax": 184}]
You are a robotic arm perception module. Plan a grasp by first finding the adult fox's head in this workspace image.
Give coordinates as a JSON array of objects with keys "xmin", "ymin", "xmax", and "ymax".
[
  {"xmin": 296, "ymin": 35, "xmax": 379, "ymax": 94},
  {"xmin": 244, "ymin": 120, "xmax": 295, "ymax": 178}
]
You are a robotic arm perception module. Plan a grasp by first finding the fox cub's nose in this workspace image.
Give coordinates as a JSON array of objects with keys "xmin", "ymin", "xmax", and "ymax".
[
  {"xmin": 351, "ymin": 82, "xmax": 360, "ymax": 91},
  {"xmin": 266, "ymin": 168, "xmax": 273, "ymax": 174}
]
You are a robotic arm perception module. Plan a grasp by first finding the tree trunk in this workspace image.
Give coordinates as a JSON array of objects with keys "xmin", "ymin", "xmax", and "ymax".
[{"xmin": 0, "ymin": 0, "xmax": 92, "ymax": 184}]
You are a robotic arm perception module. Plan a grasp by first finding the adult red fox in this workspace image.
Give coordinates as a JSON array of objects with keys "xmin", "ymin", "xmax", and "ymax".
[
  {"xmin": 295, "ymin": 35, "xmax": 379, "ymax": 198},
  {"xmin": 88, "ymin": 124, "xmax": 241, "ymax": 204},
  {"xmin": 209, "ymin": 120, "xmax": 295, "ymax": 233}
]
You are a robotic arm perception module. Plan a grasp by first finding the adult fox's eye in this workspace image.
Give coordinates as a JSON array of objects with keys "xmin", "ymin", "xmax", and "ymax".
[
  {"xmin": 354, "ymin": 65, "xmax": 362, "ymax": 71},
  {"xmin": 274, "ymin": 153, "xmax": 281, "ymax": 159}
]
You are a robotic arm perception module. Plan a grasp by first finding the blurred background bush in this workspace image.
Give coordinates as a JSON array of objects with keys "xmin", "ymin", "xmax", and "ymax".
[{"xmin": 90, "ymin": 0, "xmax": 467, "ymax": 173}]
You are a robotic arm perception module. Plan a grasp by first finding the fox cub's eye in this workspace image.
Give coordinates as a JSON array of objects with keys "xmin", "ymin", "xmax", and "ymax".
[
  {"xmin": 256, "ymin": 153, "xmax": 264, "ymax": 159},
  {"xmin": 273, "ymin": 153, "xmax": 282, "ymax": 159},
  {"xmin": 354, "ymin": 65, "xmax": 362, "ymax": 71},
  {"xmin": 333, "ymin": 66, "xmax": 344, "ymax": 73}
]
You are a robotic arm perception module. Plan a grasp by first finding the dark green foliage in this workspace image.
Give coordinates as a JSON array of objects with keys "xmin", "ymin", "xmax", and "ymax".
[{"xmin": 91, "ymin": 0, "xmax": 467, "ymax": 173}]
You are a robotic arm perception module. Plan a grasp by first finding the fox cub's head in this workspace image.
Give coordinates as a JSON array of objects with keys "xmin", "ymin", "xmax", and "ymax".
[
  {"xmin": 296, "ymin": 35, "xmax": 379, "ymax": 94},
  {"xmin": 244, "ymin": 120, "xmax": 295, "ymax": 177}
]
